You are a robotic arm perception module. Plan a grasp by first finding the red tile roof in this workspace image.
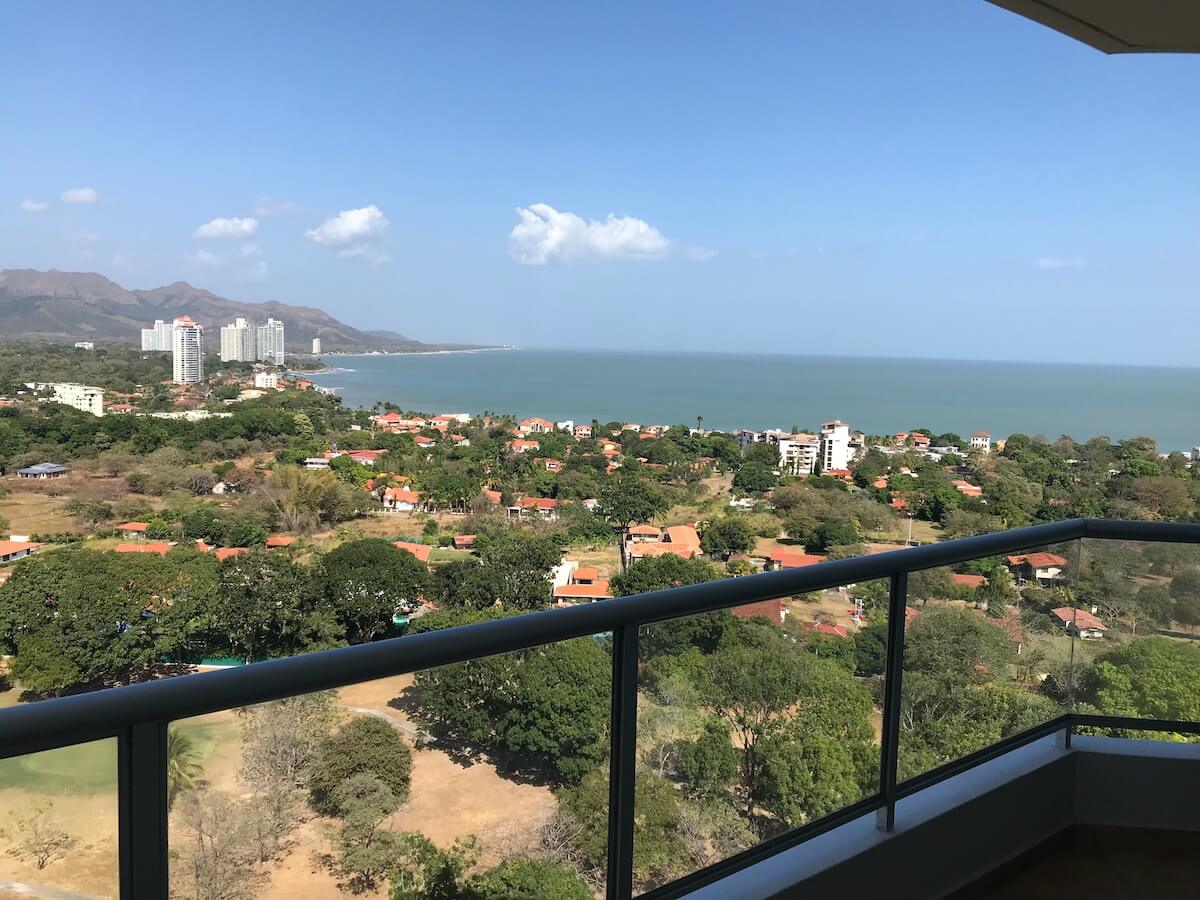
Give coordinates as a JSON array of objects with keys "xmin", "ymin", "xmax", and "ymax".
[
  {"xmin": 553, "ymin": 581, "xmax": 614, "ymax": 600},
  {"xmin": 116, "ymin": 542, "xmax": 173, "ymax": 556},
  {"xmin": 0, "ymin": 540, "xmax": 40, "ymax": 557},
  {"xmin": 1008, "ymin": 552, "xmax": 1068, "ymax": 569},
  {"xmin": 573, "ymin": 566, "xmax": 599, "ymax": 582},
  {"xmin": 628, "ymin": 524, "xmax": 662, "ymax": 537},
  {"xmin": 517, "ymin": 497, "xmax": 558, "ymax": 510},
  {"xmin": 265, "ymin": 535, "xmax": 296, "ymax": 548},
  {"xmin": 483, "ymin": 489, "xmax": 503, "ymax": 505},
  {"xmin": 732, "ymin": 598, "xmax": 785, "ymax": 623},
  {"xmin": 801, "ymin": 620, "xmax": 849, "ymax": 638},
  {"xmin": 768, "ymin": 548, "xmax": 827, "ymax": 568},
  {"xmin": 1051, "ymin": 607, "xmax": 1106, "ymax": 631},
  {"xmin": 393, "ymin": 541, "xmax": 432, "ymax": 563},
  {"xmin": 117, "ymin": 522, "xmax": 149, "ymax": 531},
  {"xmin": 215, "ymin": 547, "xmax": 250, "ymax": 561},
  {"xmin": 662, "ymin": 524, "xmax": 700, "ymax": 548},
  {"xmin": 453, "ymin": 534, "xmax": 476, "ymax": 548}
]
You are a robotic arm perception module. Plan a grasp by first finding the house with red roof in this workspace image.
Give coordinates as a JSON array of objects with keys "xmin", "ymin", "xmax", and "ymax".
[
  {"xmin": 554, "ymin": 565, "xmax": 613, "ymax": 603},
  {"xmin": 519, "ymin": 417, "xmax": 555, "ymax": 433},
  {"xmin": 510, "ymin": 496, "xmax": 559, "ymax": 520},
  {"xmin": 215, "ymin": 547, "xmax": 250, "ymax": 561},
  {"xmin": 767, "ymin": 548, "xmax": 828, "ymax": 571},
  {"xmin": 509, "ymin": 438, "xmax": 540, "ymax": 454},
  {"xmin": 1008, "ymin": 552, "xmax": 1068, "ymax": 585},
  {"xmin": 0, "ymin": 540, "xmax": 40, "ymax": 565},
  {"xmin": 573, "ymin": 424, "xmax": 593, "ymax": 438},
  {"xmin": 482, "ymin": 489, "xmax": 503, "ymax": 506},
  {"xmin": 393, "ymin": 541, "xmax": 432, "ymax": 565},
  {"xmin": 452, "ymin": 534, "xmax": 476, "ymax": 550},
  {"xmin": 1051, "ymin": 607, "xmax": 1107, "ymax": 640},
  {"xmin": 732, "ymin": 598, "xmax": 786, "ymax": 624},
  {"xmin": 383, "ymin": 485, "xmax": 425, "ymax": 513},
  {"xmin": 627, "ymin": 524, "xmax": 662, "ymax": 543},
  {"xmin": 449, "ymin": 434, "xmax": 471, "ymax": 447},
  {"xmin": 117, "ymin": 522, "xmax": 149, "ymax": 538},
  {"xmin": 413, "ymin": 435, "xmax": 437, "ymax": 449}
]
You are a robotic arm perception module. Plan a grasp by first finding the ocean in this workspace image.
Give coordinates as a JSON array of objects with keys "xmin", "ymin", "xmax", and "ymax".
[{"xmin": 308, "ymin": 349, "xmax": 1200, "ymax": 452}]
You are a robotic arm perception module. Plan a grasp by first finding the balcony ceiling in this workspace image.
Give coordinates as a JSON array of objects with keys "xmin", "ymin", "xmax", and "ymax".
[{"xmin": 990, "ymin": 0, "xmax": 1200, "ymax": 53}]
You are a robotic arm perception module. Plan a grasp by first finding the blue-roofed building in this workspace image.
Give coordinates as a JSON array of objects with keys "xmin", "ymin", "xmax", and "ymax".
[{"xmin": 16, "ymin": 462, "xmax": 69, "ymax": 479}]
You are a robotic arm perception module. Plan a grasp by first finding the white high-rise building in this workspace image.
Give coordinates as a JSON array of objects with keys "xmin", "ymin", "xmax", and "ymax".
[
  {"xmin": 819, "ymin": 420, "xmax": 851, "ymax": 472},
  {"xmin": 47, "ymin": 383, "xmax": 104, "ymax": 416},
  {"xmin": 220, "ymin": 318, "xmax": 258, "ymax": 362},
  {"xmin": 141, "ymin": 319, "xmax": 175, "ymax": 351},
  {"xmin": 312, "ymin": 338, "xmax": 321, "ymax": 354},
  {"xmin": 172, "ymin": 317, "xmax": 204, "ymax": 384},
  {"xmin": 257, "ymin": 318, "xmax": 285, "ymax": 366},
  {"xmin": 253, "ymin": 371, "xmax": 279, "ymax": 389}
]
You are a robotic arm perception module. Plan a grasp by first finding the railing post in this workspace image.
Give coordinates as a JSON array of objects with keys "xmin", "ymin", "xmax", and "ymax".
[
  {"xmin": 119, "ymin": 721, "xmax": 169, "ymax": 899},
  {"xmin": 607, "ymin": 624, "xmax": 639, "ymax": 900},
  {"xmin": 876, "ymin": 571, "xmax": 908, "ymax": 833}
]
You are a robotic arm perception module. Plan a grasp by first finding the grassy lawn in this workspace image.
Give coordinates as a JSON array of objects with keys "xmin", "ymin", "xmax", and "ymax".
[
  {"xmin": 0, "ymin": 688, "xmax": 234, "ymax": 796},
  {"xmin": 0, "ymin": 488, "xmax": 79, "ymax": 535}
]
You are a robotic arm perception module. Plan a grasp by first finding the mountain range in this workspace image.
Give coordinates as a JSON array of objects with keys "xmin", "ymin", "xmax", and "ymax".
[{"xmin": 0, "ymin": 269, "xmax": 476, "ymax": 352}]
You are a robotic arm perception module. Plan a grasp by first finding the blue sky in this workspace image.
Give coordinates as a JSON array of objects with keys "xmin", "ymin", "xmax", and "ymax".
[{"xmin": 2, "ymin": 1, "xmax": 1198, "ymax": 364}]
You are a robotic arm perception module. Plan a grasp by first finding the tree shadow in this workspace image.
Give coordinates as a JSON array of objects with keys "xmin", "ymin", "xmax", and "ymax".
[{"xmin": 388, "ymin": 684, "xmax": 562, "ymax": 788}]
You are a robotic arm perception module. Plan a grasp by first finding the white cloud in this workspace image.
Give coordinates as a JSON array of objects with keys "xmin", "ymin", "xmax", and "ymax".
[
  {"xmin": 306, "ymin": 205, "xmax": 389, "ymax": 244},
  {"xmin": 248, "ymin": 260, "xmax": 269, "ymax": 279},
  {"xmin": 1037, "ymin": 257, "xmax": 1086, "ymax": 269},
  {"xmin": 195, "ymin": 216, "xmax": 259, "ymax": 239},
  {"xmin": 62, "ymin": 187, "xmax": 98, "ymax": 204},
  {"xmin": 684, "ymin": 246, "xmax": 717, "ymax": 262},
  {"xmin": 111, "ymin": 252, "xmax": 130, "ymax": 268},
  {"xmin": 338, "ymin": 245, "xmax": 392, "ymax": 264},
  {"xmin": 20, "ymin": 199, "xmax": 48, "ymax": 213},
  {"xmin": 252, "ymin": 197, "xmax": 301, "ymax": 217},
  {"xmin": 240, "ymin": 242, "xmax": 262, "ymax": 257},
  {"xmin": 509, "ymin": 203, "xmax": 670, "ymax": 265},
  {"xmin": 186, "ymin": 249, "xmax": 221, "ymax": 266}
]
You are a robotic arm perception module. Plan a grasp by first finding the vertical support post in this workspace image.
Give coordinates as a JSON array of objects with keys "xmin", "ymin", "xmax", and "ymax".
[
  {"xmin": 876, "ymin": 570, "xmax": 908, "ymax": 833},
  {"xmin": 606, "ymin": 624, "xmax": 639, "ymax": 900},
  {"xmin": 119, "ymin": 721, "xmax": 169, "ymax": 899}
]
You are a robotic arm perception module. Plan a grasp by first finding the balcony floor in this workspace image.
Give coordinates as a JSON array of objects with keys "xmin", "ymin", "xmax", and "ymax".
[{"xmin": 957, "ymin": 826, "xmax": 1200, "ymax": 900}]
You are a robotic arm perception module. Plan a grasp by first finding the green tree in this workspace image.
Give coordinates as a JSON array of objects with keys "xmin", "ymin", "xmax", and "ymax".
[
  {"xmin": 330, "ymin": 773, "xmax": 405, "ymax": 891},
  {"xmin": 322, "ymin": 539, "xmax": 430, "ymax": 643},
  {"xmin": 806, "ymin": 520, "xmax": 859, "ymax": 553},
  {"xmin": 700, "ymin": 517, "xmax": 757, "ymax": 560},
  {"xmin": 610, "ymin": 555, "xmax": 721, "ymax": 598},
  {"xmin": 476, "ymin": 530, "xmax": 561, "ymax": 610},
  {"xmin": 599, "ymin": 474, "xmax": 669, "ymax": 531},
  {"xmin": 733, "ymin": 462, "xmax": 776, "ymax": 493},
  {"xmin": 1087, "ymin": 637, "xmax": 1200, "ymax": 721},
  {"xmin": 412, "ymin": 636, "xmax": 610, "ymax": 784},
  {"xmin": 213, "ymin": 551, "xmax": 340, "ymax": 662},
  {"xmin": 465, "ymin": 858, "xmax": 591, "ymax": 900},
  {"xmin": 904, "ymin": 606, "xmax": 1014, "ymax": 682},
  {"xmin": 309, "ymin": 716, "xmax": 413, "ymax": 816},
  {"xmin": 167, "ymin": 727, "xmax": 204, "ymax": 811},
  {"xmin": 678, "ymin": 718, "xmax": 739, "ymax": 802}
]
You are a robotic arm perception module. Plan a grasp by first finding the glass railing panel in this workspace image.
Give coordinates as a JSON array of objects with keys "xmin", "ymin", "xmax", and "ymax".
[
  {"xmin": 633, "ymin": 580, "xmax": 885, "ymax": 895},
  {"xmin": 0, "ymin": 737, "xmax": 119, "ymax": 898},
  {"xmin": 1071, "ymin": 537, "xmax": 1200, "ymax": 740},
  {"xmin": 168, "ymin": 629, "xmax": 607, "ymax": 898},
  {"xmin": 896, "ymin": 540, "xmax": 1080, "ymax": 784}
]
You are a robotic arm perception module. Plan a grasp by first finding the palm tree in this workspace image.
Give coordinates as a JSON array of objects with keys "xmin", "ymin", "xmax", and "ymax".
[{"xmin": 166, "ymin": 727, "xmax": 203, "ymax": 810}]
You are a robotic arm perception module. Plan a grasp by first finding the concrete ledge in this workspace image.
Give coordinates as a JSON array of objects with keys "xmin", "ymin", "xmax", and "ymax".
[{"xmin": 685, "ymin": 735, "xmax": 1199, "ymax": 900}]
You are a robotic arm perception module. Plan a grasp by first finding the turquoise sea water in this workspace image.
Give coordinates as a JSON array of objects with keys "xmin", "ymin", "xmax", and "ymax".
[{"xmin": 309, "ymin": 350, "xmax": 1200, "ymax": 452}]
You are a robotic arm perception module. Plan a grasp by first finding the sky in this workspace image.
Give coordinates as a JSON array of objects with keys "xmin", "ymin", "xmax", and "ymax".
[{"xmin": 2, "ymin": 1, "xmax": 1198, "ymax": 364}]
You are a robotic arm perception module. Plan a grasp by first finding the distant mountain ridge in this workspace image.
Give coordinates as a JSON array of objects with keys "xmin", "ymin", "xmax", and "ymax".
[{"xmin": 0, "ymin": 269, "xmax": 475, "ymax": 352}]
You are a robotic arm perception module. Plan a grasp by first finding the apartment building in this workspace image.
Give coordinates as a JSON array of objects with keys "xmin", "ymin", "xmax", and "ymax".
[{"xmin": 172, "ymin": 317, "xmax": 204, "ymax": 384}]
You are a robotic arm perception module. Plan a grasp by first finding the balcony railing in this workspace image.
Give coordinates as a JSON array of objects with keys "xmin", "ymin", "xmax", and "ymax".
[{"xmin": 2, "ymin": 518, "xmax": 1200, "ymax": 899}]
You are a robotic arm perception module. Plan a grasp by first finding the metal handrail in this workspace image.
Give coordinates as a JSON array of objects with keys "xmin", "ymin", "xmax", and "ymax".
[{"xmin": 1, "ymin": 518, "xmax": 1199, "ymax": 899}]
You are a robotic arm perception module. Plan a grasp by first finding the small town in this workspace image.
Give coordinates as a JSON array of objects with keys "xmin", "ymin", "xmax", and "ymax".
[{"xmin": 2, "ymin": 321, "xmax": 1199, "ymax": 900}]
